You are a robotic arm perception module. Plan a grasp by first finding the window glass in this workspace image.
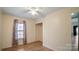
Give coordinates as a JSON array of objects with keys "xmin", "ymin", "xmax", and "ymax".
[
  {"xmin": 15, "ymin": 23, "xmax": 24, "ymax": 39},
  {"xmin": 16, "ymin": 23, "xmax": 24, "ymax": 30}
]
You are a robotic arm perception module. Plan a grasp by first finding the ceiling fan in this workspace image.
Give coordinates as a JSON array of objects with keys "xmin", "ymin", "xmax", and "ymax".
[{"xmin": 23, "ymin": 7, "xmax": 42, "ymax": 16}]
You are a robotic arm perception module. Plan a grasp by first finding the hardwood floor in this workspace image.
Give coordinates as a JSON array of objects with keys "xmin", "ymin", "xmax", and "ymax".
[{"xmin": 2, "ymin": 41, "xmax": 52, "ymax": 51}]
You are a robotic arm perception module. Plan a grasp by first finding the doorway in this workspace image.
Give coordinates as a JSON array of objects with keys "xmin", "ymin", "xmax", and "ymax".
[
  {"xmin": 36, "ymin": 23, "xmax": 43, "ymax": 43},
  {"xmin": 71, "ymin": 13, "xmax": 79, "ymax": 51}
]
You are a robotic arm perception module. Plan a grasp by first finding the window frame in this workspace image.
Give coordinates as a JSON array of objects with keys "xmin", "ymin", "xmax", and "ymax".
[{"xmin": 15, "ymin": 22, "xmax": 24, "ymax": 40}]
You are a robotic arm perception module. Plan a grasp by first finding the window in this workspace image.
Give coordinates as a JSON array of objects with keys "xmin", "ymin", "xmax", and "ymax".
[
  {"xmin": 13, "ymin": 20, "xmax": 27, "ymax": 46},
  {"xmin": 15, "ymin": 23, "xmax": 24, "ymax": 39}
]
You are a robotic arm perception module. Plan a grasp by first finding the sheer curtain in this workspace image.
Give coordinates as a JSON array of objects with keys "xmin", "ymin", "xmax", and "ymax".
[
  {"xmin": 23, "ymin": 21, "xmax": 27, "ymax": 44},
  {"xmin": 12, "ymin": 19, "xmax": 18, "ymax": 46}
]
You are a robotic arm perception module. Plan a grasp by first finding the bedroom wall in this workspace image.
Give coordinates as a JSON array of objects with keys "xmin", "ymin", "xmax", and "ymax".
[
  {"xmin": 43, "ymin": 8, "xmax": 79, "ymax": 51},
  {"xmin": 2, "ymin": 13, "xmax": 36, "ymax": 49}
]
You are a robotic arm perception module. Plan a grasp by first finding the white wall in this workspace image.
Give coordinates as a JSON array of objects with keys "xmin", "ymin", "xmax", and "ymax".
[
  {"xmin": 26, "ymin": 18, "xmax": 36, "ymax": 43},
  {"xmin": 2, "ymin": 13, "xmax": 36, "ymax": 49},
  {"xmin": 43, "ymin": 8, "xmax": 79, "ymax": 51},
  {"xmin": 0, "ymin": 8, "xmax": 2, "ymax": 50}
]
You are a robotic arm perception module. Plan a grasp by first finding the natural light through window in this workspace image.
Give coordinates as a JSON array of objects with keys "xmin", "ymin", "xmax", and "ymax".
[{"xmin": 16, "ymin": 23, "xmax": 24, "ymax": 39}]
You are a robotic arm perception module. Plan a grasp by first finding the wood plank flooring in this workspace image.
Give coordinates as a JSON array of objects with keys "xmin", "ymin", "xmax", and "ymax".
[{"xmin": 2, "ymin": 41, "xmax": 52, "ymax": 51}]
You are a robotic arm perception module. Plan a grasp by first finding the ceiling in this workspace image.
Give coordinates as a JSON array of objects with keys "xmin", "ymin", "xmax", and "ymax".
[{"xmin": 2, "ymin": 7, "xmax": 64, "ymax": 20}]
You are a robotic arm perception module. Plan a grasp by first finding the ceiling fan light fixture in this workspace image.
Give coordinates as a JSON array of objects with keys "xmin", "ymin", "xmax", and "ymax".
[
  {"xmin": 34, "ymin": 7, "xmax": 40, "ymax": 11},
  {"xmin": 29, "ymin": 10, "xmax": 38, "ymax": 16},
  {"xmin": 25, "ymin": 7, "xmax": 40, "ymax": 16}
]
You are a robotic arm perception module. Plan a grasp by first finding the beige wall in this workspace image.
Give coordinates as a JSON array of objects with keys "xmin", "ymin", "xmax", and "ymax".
[
  {"xmin": 36, "ymin": 23, "xmax": 43, "ymax": 42},
  {"xmin": 0, "ymin": 9, "xmax": 2, "ymax": 50},
  {"xmin": 43, "ymin": 8, "xmax": 79, "ymax": 51},
  {"xmin": 2, "ymin": 13, "xmax": 36, "ymax": 49}
]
